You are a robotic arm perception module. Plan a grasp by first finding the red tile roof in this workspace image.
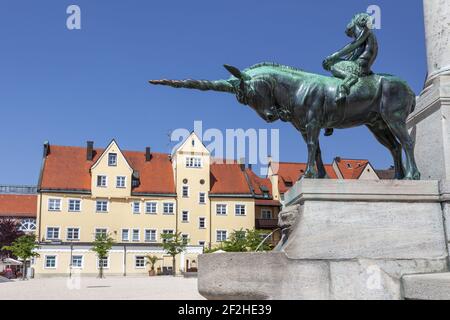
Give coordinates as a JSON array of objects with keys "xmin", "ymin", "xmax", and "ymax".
[
  {"xmin": 245, "ymin": 169, "xmax": 273, "ymax": 197},
  {"xmin": 40, "ymin": 145, "xmax": 176, "ymax": 194},
  {"xmin": 255, "ymin": 199, "xmax": 281, "ymax": 207},
  {"xmin": 210, "ymin": 164, "xmax": 252, "ymax": 195},
  {"xmin": 0, "ymin": 195, "xmax": 37, "ymax": 218},
  {"xmin": 272, "ymin": 162, "xmax": 338, "ymax": 193},
  {"xmin": 334, "ymin": 159, "xmax": 369, "ymax": 179}
]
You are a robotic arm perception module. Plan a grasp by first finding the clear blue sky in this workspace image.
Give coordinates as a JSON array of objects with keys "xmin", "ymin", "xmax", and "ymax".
[{"xmin": 0, "ymin": 0, "xmax": 426, "ymax": 184}]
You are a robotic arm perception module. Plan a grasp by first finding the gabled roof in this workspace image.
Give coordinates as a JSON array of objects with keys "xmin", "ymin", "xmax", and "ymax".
[
  {"xmin": 210, "ymin": 163, "xmax": 252, "ymax": 195},
  {"xmin": 272, "ymin": 162, "xmax": 338, "ymax": 193},
  {"xmin": 334, "ymin": 158, "xmax": 370, "ymax": 179},
  {"xmin": 40, "ymin": 145, "xmax": 175, "ymax": 194},
  {"xmin": 0, "ymin": 195, "xmax": 37, "ymax": 218}
]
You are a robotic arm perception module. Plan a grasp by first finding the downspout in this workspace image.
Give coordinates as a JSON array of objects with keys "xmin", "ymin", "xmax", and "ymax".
[
  {"xmin": 123, "ymin": 245, "xmax": 127, "ymax": 277},
  {"xmin": 37, "ymin": 142, "xmax": 49, "ymax": 243},
  {"xmin": 69, "ymin": 243, "xmax": 73, "ymax": 278}
]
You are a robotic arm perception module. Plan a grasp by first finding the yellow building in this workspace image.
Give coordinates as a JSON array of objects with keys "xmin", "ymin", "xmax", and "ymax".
[{"xmin": 34, "ymin": 134, "xmax": 281, "ymax": 277}]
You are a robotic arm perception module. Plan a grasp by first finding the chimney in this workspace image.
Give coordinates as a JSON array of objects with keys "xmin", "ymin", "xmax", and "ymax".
[
  {"xmin": 335, "ymin": 156, "xmax": 342, "ymax": 163},
  {"xmin": 248, "ymin": 163, "xmax": 253, "ymax": 170},
  {"xmin": 145, "ymin": 147, "xmax": 152, "ymax": 161},
  {"xmin": 43, "ymin": 141, "xmax": 50, "ymax": 157},
  {"xmin": 238, "ymin": 157, "xmax": 245, "ymax": 172},
  {"xmin": 86, "ymin": 141, "xmax": 94, "ymax": 161}
]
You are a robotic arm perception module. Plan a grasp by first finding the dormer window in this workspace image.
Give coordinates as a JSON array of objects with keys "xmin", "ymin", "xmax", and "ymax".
[
  {"xmin": 346, "ymin": 163, "xmax": 352, "ymax": 169},
  {"xmin": 108, "ymin": 153, "xmax": 117, "ymax": 166}
]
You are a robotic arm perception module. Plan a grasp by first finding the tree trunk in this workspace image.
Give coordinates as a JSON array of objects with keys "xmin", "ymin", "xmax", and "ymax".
[
  {"xmin": 172, "ymin": 256, "xmax": 176, "ymax": 277},
  {"xmin": 99, "ymin": 259, "xmax": 103, "ymax": 279},
  {"xmin": 22, "ymin": 259, "xmax": 27, "ymax": 280}
]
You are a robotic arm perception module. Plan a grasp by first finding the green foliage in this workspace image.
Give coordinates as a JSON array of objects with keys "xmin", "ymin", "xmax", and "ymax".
[
  {"xmin": 91, "ymin": 234, "xmax": 115, "ymax": 259},
  {"xmin": 161, "ymin": 232, "xmax": 187, "ymax": 276},
  {"xmin": 2, "ymin": 234, "xmax": 39, "ymax": 260},
  {"xmin": 161, "ymin": 232, "xmax": 187, "ymax": 257},
  {"xmin": 145, "ymin": 255, "xmax": 160, "ymax": 271},
  {"xmin": 2, "ymin": 234, "xmax": 39, "ymax": 280},
  {"xmin": 221, "ymin": 229, "xmax": 273, "ymax": 252},
  {"xmin": 90, "ymin": 233, "xmax": 115, "ymax": 278}
]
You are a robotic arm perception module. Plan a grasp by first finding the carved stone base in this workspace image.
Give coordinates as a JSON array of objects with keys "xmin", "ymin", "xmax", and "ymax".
[{"xmin": 198, "ymin": 180, "xmax": 450, "ymax": 300}]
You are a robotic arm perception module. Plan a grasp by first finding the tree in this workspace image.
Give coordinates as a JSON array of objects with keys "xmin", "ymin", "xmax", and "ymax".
[
  {"xmin": 91, "ymin": 233, "xmax": 115, "ymax": 279},
  {"xmin": 0, "ymin": 219, "xmax": 24, "ymax": 258},
  {"xmin": 222, "ymin": 229, "xmax": 248, "ymax": 252},
  {"xmin": 246, "ymin": 229, "xmax": 272, "ymax": 251},
  {"xmin": 221, "ymin": 229, "xmax": 273, "ymax": 252},
  {"xmin": 146, "ymin": 255, "xmax": 161, "ymax": 275},
  {"xmin": 2, "ymin": 234, "xmax": 39, "ymax": 280},
  {"xmin": 161, "ymin": 232, "xmax": 187, "ymax": 276}
]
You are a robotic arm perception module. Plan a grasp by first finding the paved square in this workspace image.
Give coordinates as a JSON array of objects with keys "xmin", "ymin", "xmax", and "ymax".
[{"xmin": 0, "ymin": 276, "xmax": 204, "ymax": 300}]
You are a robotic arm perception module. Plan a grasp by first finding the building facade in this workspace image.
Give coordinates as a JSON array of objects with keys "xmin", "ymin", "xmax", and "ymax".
[{"xmin": 34, "ymin": 134, "xmax": 281, "ymax": 277}]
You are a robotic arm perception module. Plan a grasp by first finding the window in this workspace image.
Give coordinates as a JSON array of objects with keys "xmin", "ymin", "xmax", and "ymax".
[
  {"xmin": 199, "ymin": 217, "xmax": 206, "ymax": 229},
  {"xmin": 97, "ymin": 175, "xmax": 107, "ymax": 187},
  {"xmin": 48, "ymin": 199, "xmax": 61, "ymax": 211},
  {"xmin": 132, "ymin": 229, "xmax": 140, "ymax": 242},
  {"xmin": 98, "ymin": 257, "xmax": 109, "ymax": 269},
  {"xmin": 186, "ymin": 157, "xmax": 202, "ymax": 168},
  {"xmin": 68, "ymin": 199, "xmax": 81, "ymax": 212},
  {"xmin": 162, "ymin": 230, "xmax": 174, "ymax": 243},
  {"xmin": 145, "ymin": 202, "xmax": 157, "ymax": 214},
  {"xmin": 199, "ymin": 192, "xmax": 206, "ymax": 204},
  {"xmin": 116, "ymin": 176, "xmax": 126, "ymax": 188},
  {"xmin": 46, "ymin": 227, "xmax": 60, "ymax": 240},
  {"xmin": 95, "ymin": 228, "xmax": 107, "ymax": 239},
  {"xmin": 163, "ymin": 203, "xmax": 174, "ymax": 215},
  {"xmin": 96, "ymin": 200, "xmax": 108, "ymax": 213},
  {"xmin": 135, "ymin": 256, "xmax": 145, "ymax": 268},
  {"xmin": 181, "ymin": 234, "xmax": 189, "ymax": 244},
  {"xmin": 235, "ymin": 204, "xmax": 246, "ymax": 216},
  {"xmin": 45, "ymin": 256, "xmax": 56, "ymax": 268},
  {"xmin": 182, "ymin": 186, "xmax": 189, "ymax": 197},
  {"xmin": 261, "ymin": 209, "xmax": 273, "ymax": 219},
  {"xmin": 71, "ymin": 255, "xmax": 83, "ymax": 268},
  {"xmin": 122, "ymin": 229, "xmax": 129, "ymax": 241},
  {"xmin": 67, "ymin": 228, "xmax": 80, "ymax": 241},
  {"xmin": 216, "ymin": 230, "xmax": 227, "ymax": 242},
  {"xmin": 216, "ymin": 204, "xmax": 227, "ymax": 215},
  {"xmin": 182, "ymin": 211, "xmax": 189, "ymax": 222},
  {"xmin": 18, "ymin": 219, "xmax": 36, "ymax": 232},
  {"xmin": 132, "ymin": 202, "xmax": 140, "ymax": 214},
  {"xmin": 198, "ymin": 241, "xmax": 206, "ymax": 247},
  {"xmin": 144, "ymin": 229, "xmax": 156, "ymax": 242},
  {"xmin": 108, "ymin": 153, "xmax": 117, "ymax": 166}
]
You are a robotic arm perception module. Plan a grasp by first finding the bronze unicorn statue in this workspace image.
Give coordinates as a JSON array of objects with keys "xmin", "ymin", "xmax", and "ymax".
[{"xmin": 149, "ymin": 62, "xmax": 420, "ymax": 180}]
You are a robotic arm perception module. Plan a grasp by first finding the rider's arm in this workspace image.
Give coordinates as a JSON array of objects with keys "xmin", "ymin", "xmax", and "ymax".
[{"xmin": 329, "ymin": 28, "xmax": 371, "ymax": 60}]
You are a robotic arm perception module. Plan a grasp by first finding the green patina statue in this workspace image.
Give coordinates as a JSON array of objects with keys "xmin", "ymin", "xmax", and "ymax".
[{"xmin": 149, "ymin": 13, "xmax": 420, "ymax": 181}]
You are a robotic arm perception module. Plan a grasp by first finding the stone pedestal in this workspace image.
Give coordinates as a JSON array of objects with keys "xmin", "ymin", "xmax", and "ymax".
[
  {"xmin": 407, "ymin": 0, "xmax": 450, "ymax": 180},
  {"xmin": 198, "ymin": 180, "xmax": 450, "ymax": 300}
]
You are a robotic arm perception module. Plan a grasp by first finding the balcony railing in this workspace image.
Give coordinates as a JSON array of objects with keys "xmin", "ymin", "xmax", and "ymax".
[{"xmin": 255, "ymin": 219, "xmax": 278, "ymax": 229}]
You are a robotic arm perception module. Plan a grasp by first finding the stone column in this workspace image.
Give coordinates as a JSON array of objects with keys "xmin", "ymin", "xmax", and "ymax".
[{"xmin": 407, "ymin": 0, "xmax": 450, "ymax": 180}]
